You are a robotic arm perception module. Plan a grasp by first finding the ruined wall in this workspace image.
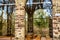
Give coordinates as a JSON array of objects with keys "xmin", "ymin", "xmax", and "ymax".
[{"xmin": 14, "ymin": 0, "xmax": 60, "ymax": 40}]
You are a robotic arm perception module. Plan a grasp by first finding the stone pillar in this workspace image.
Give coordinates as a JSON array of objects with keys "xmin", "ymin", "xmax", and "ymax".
[
  {"xmin": 15, "ymin": 0, "xmax": 26, "ymax": 40},
  {"xmin": 52, "ymin": 0, "xmax": 60, "ymax": 40}
]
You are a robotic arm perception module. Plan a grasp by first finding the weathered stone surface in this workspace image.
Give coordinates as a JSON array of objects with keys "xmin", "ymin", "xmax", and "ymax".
[{"xmin": 15, "ymin": 0, "xmax": 26, "ymax": 40}]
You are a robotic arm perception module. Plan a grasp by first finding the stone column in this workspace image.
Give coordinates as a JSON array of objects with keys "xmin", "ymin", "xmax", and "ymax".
[
  {"xmin": 52, "ymin": 0, "xmax": 60, "ymax": 40},
  {"xmin": 15, "ymin": 0, "xmax": 26, "ymax": 40}
]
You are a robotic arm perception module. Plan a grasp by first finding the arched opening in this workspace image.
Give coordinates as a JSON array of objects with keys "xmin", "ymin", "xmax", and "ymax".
[
  {"xmin": 33, "ymin": 9, "xmax": 52, "ymax": 37},
  {"xmin": 0, "ymin": 0, "xmax": 15, "ymax": 37},
  {"xmin": 25, "ymin": 0, "xmax": 53, "ymax": 39}
]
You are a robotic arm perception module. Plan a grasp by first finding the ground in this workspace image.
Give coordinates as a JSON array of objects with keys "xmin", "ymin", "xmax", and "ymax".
[
  {"xmin": 0, "ymin": 36, "xmax": 52, "ymax": 40},
  {"xmin": 0, "ymin": 37, "xmax": 14, "ymax": 40}
]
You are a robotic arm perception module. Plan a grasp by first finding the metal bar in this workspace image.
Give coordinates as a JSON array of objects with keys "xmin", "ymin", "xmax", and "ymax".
[
  {"xmin": 0, "ymin": 2, "xmax": 51, "ymax": 5},
  {"xmin": 26, "ymin": 2, "xmax": 51, "ymax": 5},
  {"xmin": 0, "ymin": 4, "xmax": 15, "ymax": 5}
]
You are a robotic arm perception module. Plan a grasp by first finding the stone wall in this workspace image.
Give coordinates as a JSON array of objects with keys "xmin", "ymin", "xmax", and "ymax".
[{"xmin": 53, "ymin": 16, "xmax": 60, "ymax": 39}]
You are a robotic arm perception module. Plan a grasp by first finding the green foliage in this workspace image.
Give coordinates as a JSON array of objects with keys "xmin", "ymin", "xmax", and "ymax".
[
  {"xmin": 34, "ymin": 9, "xmax": 49, "ymax": 29},
  {"xmin": 34, "ymin": 9, "xmax": 50, "ymax": 36}
]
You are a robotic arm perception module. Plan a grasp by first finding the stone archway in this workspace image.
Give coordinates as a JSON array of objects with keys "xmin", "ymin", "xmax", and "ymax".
[{"xmin": 15, "ymin": 0, "xmax": 53, "ymax": 40}]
